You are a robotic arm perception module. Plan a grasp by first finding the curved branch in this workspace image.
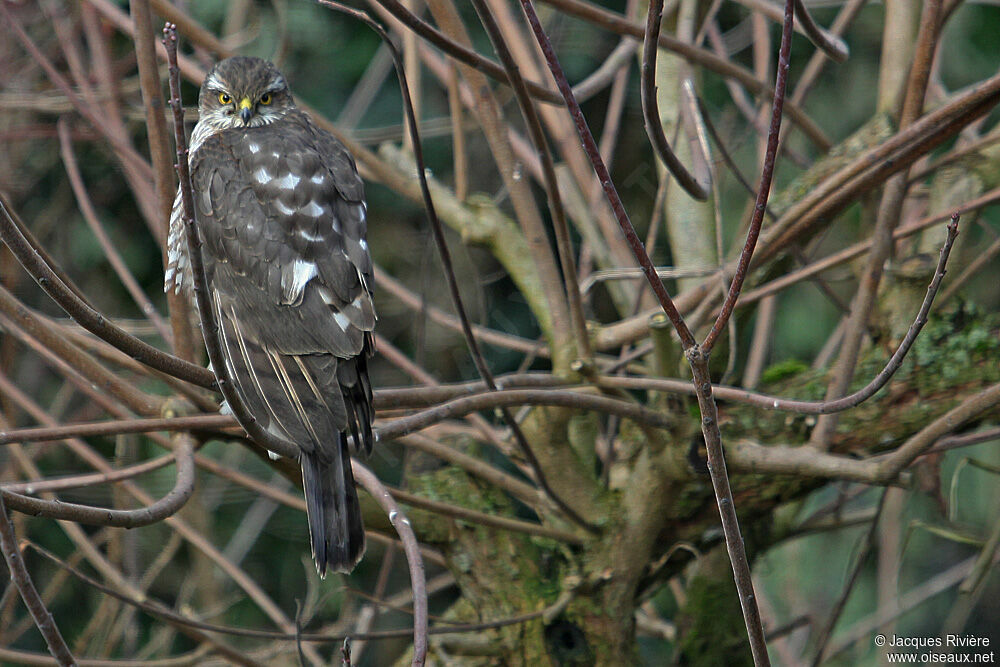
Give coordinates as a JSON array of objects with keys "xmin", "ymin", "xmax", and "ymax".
[
  {"xmin": 351, "ymin": 462, "xmax": 428, "ymax": 666},
  {"xmin": 376, "ymin": 388, "xmax": 673, "ymax": 441},
  {"xmin": 792, "ymin": 0, "xmax": 849, "ymax": 63},
  {"xmin": 371, "ymin": 0, "xmax": 562, "ymax": 105},
  {"xmin": 539, "ymin": 0, "xmax": 831, "ymax": 150},
  {"xmin": 1, "ymin": 437, "xmax": 195, "ymax": 527},
  {"xmin": 640, "ymin": 0, "xmax": 709, "ymax": 200},
  {"xmin": 0, "ymin": 193, "xmax": 216, "ymax": 390},
  {"xmin": 0, "ymin": 415, "xmax": 236, "ymax": 446}
]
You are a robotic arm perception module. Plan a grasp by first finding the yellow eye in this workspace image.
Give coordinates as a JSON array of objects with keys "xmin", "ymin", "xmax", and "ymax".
[
  {"xmin": 259, "ymin": 93, "xmax": 272, "ymax": 105},
  {"xmin": 218, "ymin": 93, "xmax": 232, "ymax": 105}
]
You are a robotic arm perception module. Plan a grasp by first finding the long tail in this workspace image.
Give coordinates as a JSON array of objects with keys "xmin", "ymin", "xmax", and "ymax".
[{"xmin": 301, "ymin": 435, "xmax": 365, "ymax": 576}]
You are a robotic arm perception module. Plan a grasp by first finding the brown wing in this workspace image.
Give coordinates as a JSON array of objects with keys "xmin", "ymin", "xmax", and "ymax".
[
  {"xmin": 190, "ymin": 111, "xmax": 375, "ymax": 457},
  {"xmin": 190, "ymin": 111, "xmax": 374, "ymax": 574}
]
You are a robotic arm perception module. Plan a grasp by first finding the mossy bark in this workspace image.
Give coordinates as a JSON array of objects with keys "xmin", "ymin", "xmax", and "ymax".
[{"xmin": 383, "ymin": 306, "xmax": 998, "ymax": 664}]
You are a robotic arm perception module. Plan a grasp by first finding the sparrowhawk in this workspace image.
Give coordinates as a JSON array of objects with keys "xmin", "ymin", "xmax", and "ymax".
[{"xmin": 166, "ymin": 56, "xmax": 375, "ymax": 575}]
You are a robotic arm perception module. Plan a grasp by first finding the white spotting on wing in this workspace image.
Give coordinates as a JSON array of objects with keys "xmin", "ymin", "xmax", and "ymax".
[
  {"xmin": 333, "ymin": 311, "xmax": 351, "ymax": 331},
  {"xmin": 275, "ymin": 173, "xmax": 300, "ymax": 189},
  {"xmin": 274, "ymin": 200, "xmax": 295, "ymax": 216},
  {"xmin": 303, "ymin": 201, "xmax": 325, "ymax": 217},
  {"xmin": 297, "ymin": 228, "xmax": 324, "ymax": 242},
  {"xmin": 248, "ymin": 142, "xmax": 261, "ymax": 154},
  {"xmin": 254, "ymin": 167, "xmax": 271, "ymax": 184},
  {"xmin": 286, "ymin": 258, "xmax": 318, "ymax": 300}
]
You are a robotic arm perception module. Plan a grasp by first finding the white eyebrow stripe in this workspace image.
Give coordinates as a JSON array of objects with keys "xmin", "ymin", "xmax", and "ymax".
[{"xmin": 205, "ymin": 72, "xmax": 224, "ymax": 91}]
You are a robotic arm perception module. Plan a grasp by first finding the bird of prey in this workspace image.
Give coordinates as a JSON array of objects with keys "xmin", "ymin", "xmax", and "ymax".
[{"xmin": 166, "ymin": 56, "xmax": 375, "ymax": 575}]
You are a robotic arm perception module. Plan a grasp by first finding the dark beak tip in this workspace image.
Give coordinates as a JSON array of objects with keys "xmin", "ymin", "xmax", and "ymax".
[{"xmin": 240, "ymin": 109, "xmax": 252, "ymax": 125}]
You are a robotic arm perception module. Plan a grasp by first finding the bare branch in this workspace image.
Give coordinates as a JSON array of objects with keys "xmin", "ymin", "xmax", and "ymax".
[
  {"xmin": 0, "ymin": 495, "xmax": 76, "ymax": 666},
  {"xmin": 317, "ymin": 1, "xmax": 598, "ymax": 533},
  {"xmin": 1, "ymin": 437, "xmax": 194, "ymax": 528},
  {"xmin": 370, "ymin": 0, "xmax": 563, "ymax": 104},
  {"xmin": 641, "ymin": 0, "xmax": 710, "ymax": 200},
  {"xmin": 701, "ymin": 0, "xmax": 793, "ymax": 354},
  {"xmin": 0, "ymin": 193, "xmax": 216, "ymax": 389},
  {"xmin": 350, "ymin": 462, "xmax": 428, "ymax": 666},
  {"xmin": 517, "ymin": 0, "xmax": 696, "ymax": 347}
]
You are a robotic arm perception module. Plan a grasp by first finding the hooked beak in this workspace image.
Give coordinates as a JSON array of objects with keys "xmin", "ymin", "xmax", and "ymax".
[{"xmin": 238, "ymin": 98, "xmax": 253, "ymax": 125}]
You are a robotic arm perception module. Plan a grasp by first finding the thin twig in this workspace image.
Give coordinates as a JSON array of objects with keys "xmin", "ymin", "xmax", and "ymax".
[
  {"xmin": 517, "ymin": 0, "xmax": 696, "ymax": 347},
  {"xmin": 701, "ymin": 0, "xmax": 793, "ymax": 354},
  {"xmin": 470, "ymin": 0, "xmax": 592, "ymax": 363},
  {"xmin": 1, "ymin": 438, "xmax": 194, "ymax": 527},
  {"xmin": 316, "ymin": 1, "xmax": 598, "ymax": 534},
  {"xmin": 0, "ymin": 194, "xmax": 216, "ymax": 389},
  {"xmin": 350, "ymin": 462, "xmax": 428, "ymax": 666},
  {"xmin": 57, "ymin": 120, "xmax": 173, "ymax": 344},
  {"xmin": 810, "ymin": 489, "xmax": 888, "ymax": 666},
  {"xmin": 685, "ymin": 348, "xmax": 770, "ymax": 666},
  {"xmin": 641, "ymin": 0, "xmax": 710, "ymax": 200},
  {"xmin": 0, "ymin": 496, "xmax": 77, "ymax": 666}
]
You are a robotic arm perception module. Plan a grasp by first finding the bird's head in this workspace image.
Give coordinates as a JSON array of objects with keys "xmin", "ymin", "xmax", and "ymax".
[{"xmin": 198, "ymin": 56, "xmax": 293, "ymax": 130}]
